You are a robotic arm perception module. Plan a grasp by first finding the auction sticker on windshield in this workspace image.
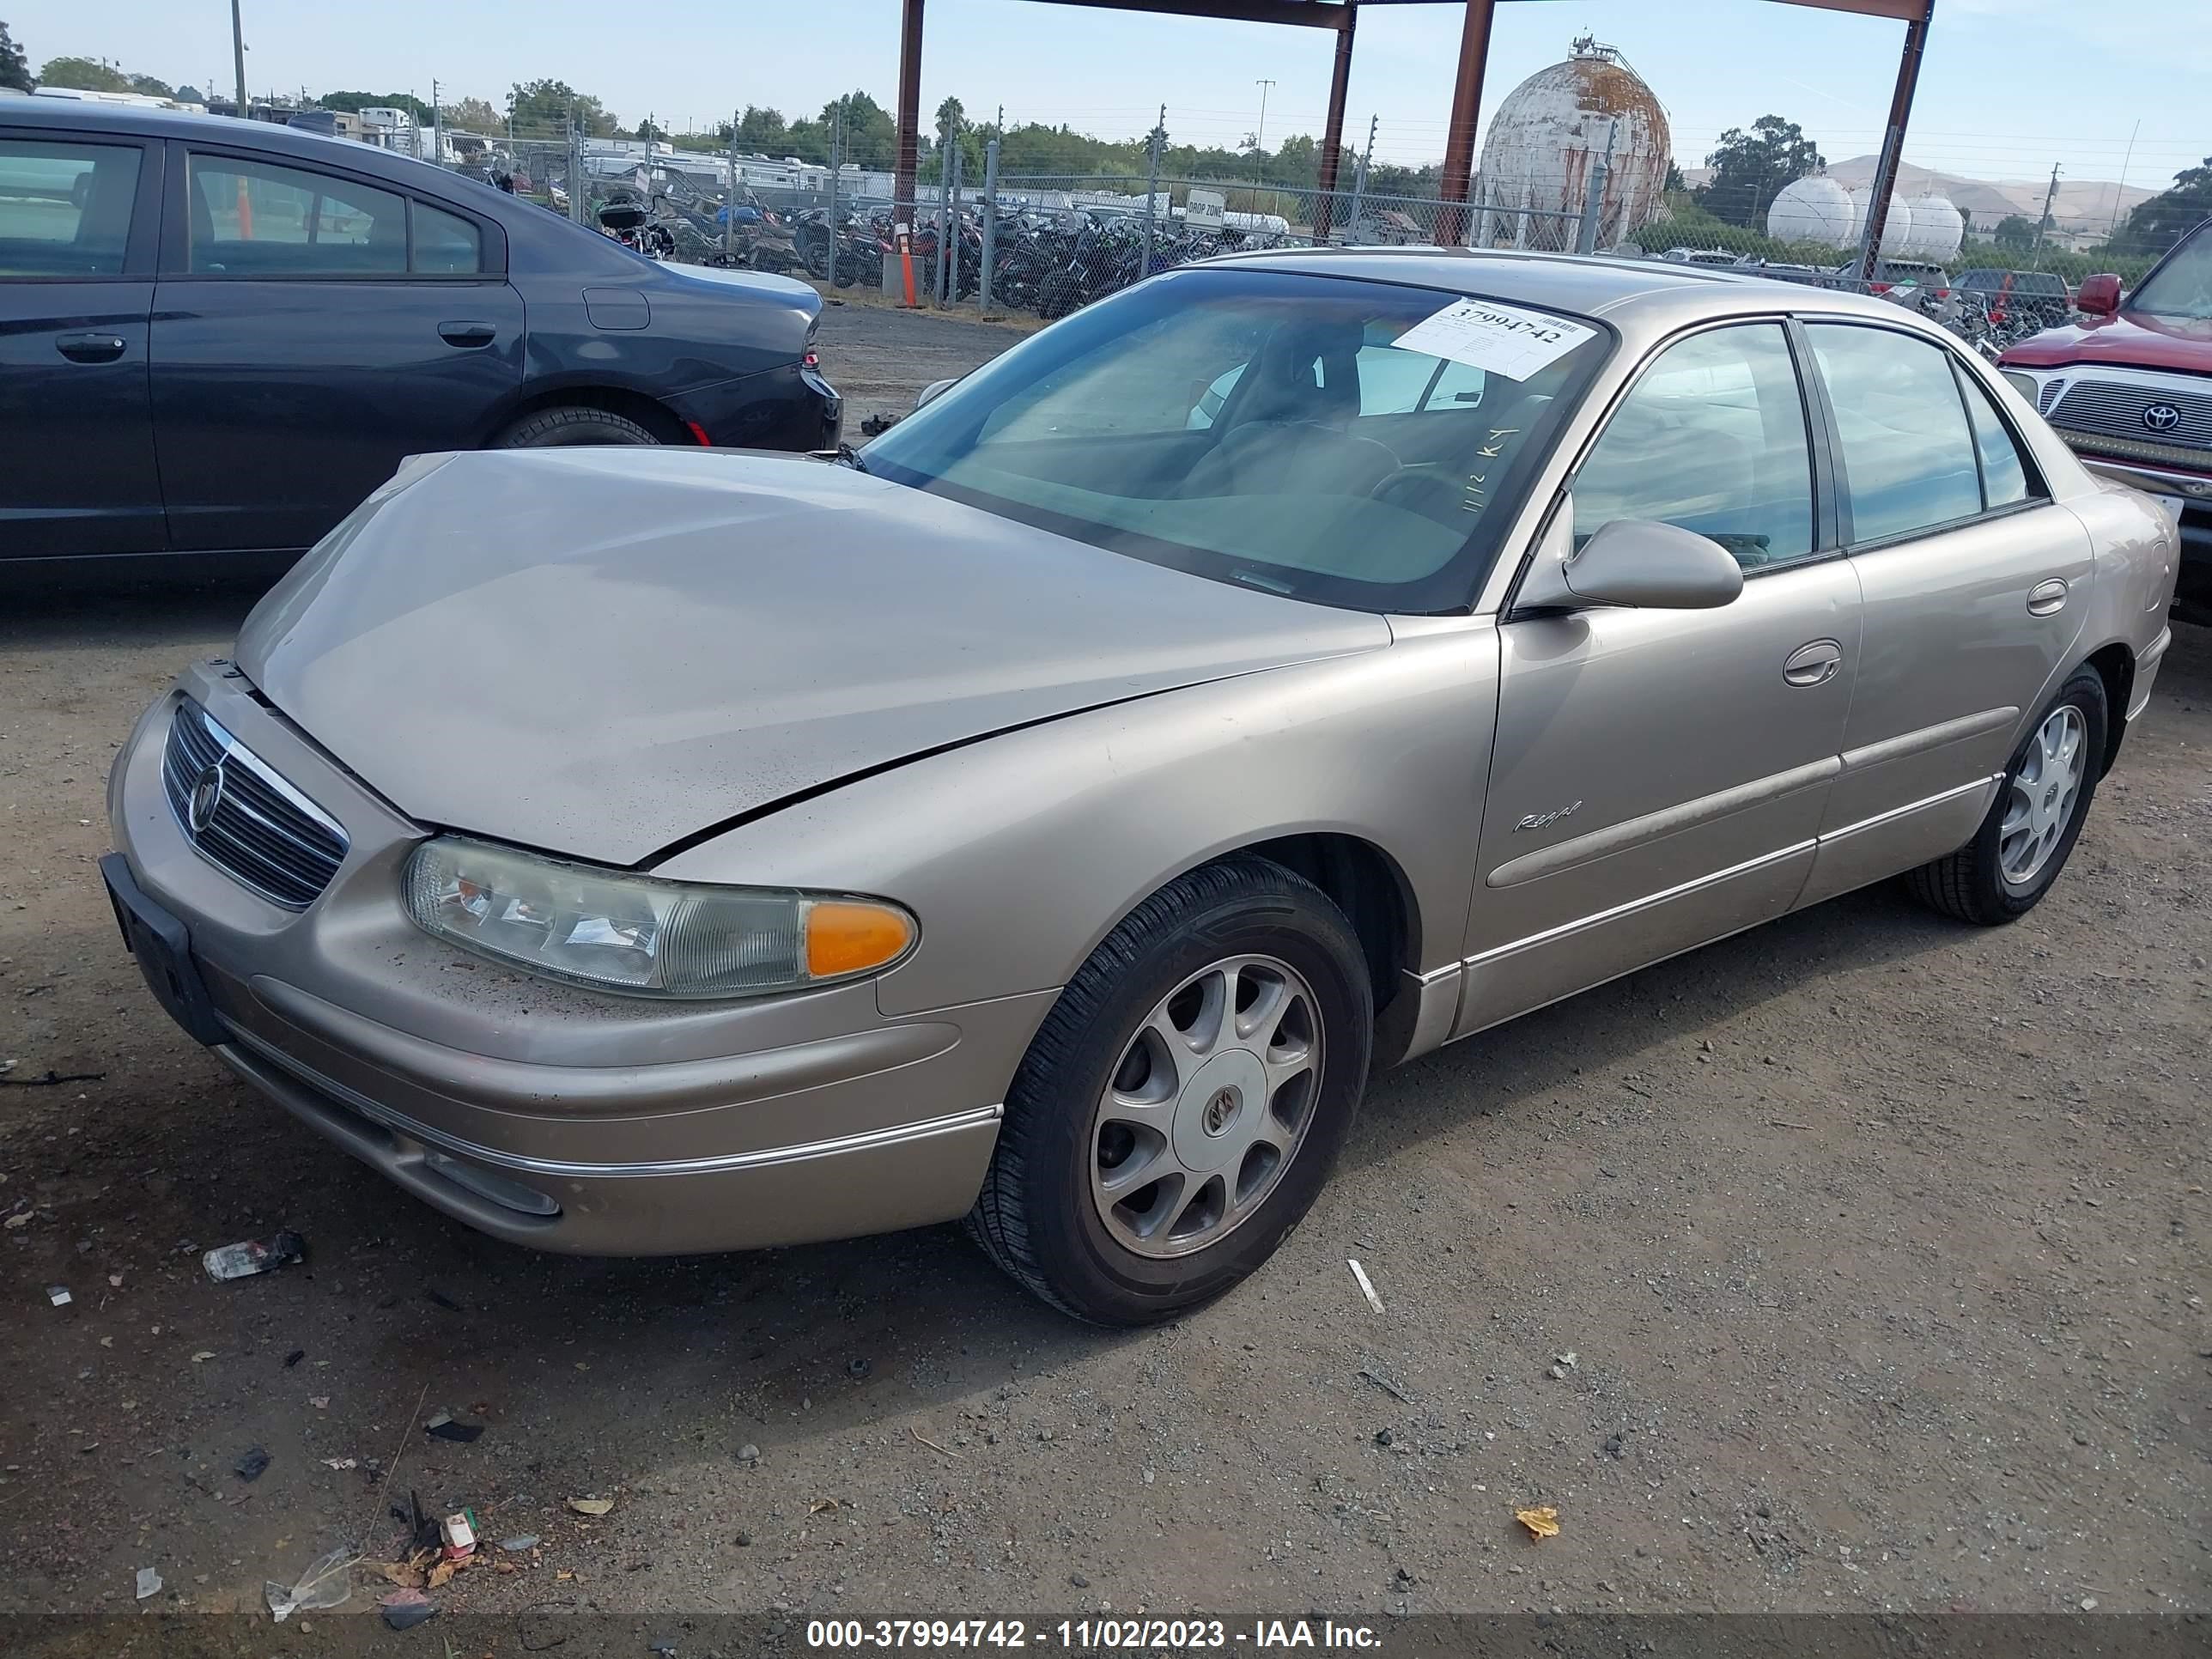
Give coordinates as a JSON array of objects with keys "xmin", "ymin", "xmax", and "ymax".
[{"xmin": 1392, "ymin": 298, "xmax": 1596, "ymax": 380}]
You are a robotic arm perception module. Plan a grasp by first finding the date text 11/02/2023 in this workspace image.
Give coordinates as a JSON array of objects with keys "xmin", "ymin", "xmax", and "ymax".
[{"xmin": 805, "ymin": 1619, "xmax": 1383, "ymax": 1649}]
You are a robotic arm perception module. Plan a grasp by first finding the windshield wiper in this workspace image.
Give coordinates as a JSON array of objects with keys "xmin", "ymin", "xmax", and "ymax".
[{"xmin": 812, "ymin": 442, "xmax": 870, "ymax": 473}]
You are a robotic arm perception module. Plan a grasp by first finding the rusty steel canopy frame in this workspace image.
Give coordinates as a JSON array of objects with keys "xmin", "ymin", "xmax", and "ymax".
[{"xmin": 893, "ymin": 0, "xmax": 1932, "ymax": 259}]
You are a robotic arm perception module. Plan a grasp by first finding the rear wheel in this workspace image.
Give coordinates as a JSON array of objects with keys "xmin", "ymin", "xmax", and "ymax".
[
  {"xmin": 969, "ymin": 857, "xmax": 1372, "ymax": 1326},
  {"xmin": 493, "ymin": 406, "xmax": 659, "ymax": 449},
  {"xmin": 1907, "ymin": 666, "xmax": 2106, "ymax": 925}
]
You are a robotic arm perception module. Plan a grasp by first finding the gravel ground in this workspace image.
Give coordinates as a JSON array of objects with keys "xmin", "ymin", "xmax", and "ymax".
[{"xmin": 1, "ymin": 302, "xmax": 2207, "ymax": 1631}]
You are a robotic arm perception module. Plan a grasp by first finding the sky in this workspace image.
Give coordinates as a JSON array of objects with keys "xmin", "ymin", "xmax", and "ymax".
[{"xmin": 9, "ymin": 0, "xmax": 2207, "ymax": 191}]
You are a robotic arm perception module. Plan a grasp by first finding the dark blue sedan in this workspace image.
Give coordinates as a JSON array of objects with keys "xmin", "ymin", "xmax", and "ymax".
[{"xmin": 0, "ymin": 97, "xmax": 840, "ymax": 563}]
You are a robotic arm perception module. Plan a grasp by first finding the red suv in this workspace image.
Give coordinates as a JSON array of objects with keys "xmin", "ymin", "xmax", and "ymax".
[{"xmin": 2000, "ymin": 219, "xmax": 2212, "ymax": 612}]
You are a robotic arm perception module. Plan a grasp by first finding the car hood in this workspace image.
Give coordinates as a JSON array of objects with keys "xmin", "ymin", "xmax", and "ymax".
[
  {"xmin": 2002, "ymin": 308, "xmax": 2212, "ymax": 370},
  {"xmin": 237, "ymin": 449, "xmax": 1389, "ymax": 866}
]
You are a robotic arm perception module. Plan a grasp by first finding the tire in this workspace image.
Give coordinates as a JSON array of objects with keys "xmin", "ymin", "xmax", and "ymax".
[
  {"xmin": 968, "ymin": 857, "xmax": 1374, "ymax": 1326},
  {"xmin": 1907, "ymin": 665, "xmax": 2107, "ymax": 925},
  {"xmin": 492, "ymin": 406, "xmax": 659, "ymax": 449}
]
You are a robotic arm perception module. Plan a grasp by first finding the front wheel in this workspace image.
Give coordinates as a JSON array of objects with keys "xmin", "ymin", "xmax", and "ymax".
[
  {"xmin": 1907, "ymin": 665, "xmax": 2107, "ymax": 924},
  {"xmin": 969, "ymin": 858, "xmax": 1373, "ymax": 1325}
]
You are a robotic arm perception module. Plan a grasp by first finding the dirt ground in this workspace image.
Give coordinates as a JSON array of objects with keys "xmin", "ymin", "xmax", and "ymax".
[{"xmin": 1, "ymin": 303, "xmax": 2206, "ymax": 1635}]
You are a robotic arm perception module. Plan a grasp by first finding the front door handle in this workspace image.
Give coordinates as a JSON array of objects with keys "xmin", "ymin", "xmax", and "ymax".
[
  {"xmin": 437, "ymin": 321, "xmax": 498, "ymax": 348},
  {"xmin": 2027, "ymin": 577, "xmax": 2069, "ymax": 616},
  {"xmin": 55, "ymin": 331, "xmax": 127, "ymax": 364},
  {"xmin": 1782, "ymin": 638, "xmax": 1844, "ymax": 688}
]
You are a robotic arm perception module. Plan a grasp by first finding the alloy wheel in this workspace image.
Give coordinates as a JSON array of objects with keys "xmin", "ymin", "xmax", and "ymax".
[
  {"xmin": 1089, "ymin": 954, "xmax": 1324, "ymax": 1260},
  {"xmin": 2000, "ymin": 704, "xmax": 2087, "ymax": 887}
]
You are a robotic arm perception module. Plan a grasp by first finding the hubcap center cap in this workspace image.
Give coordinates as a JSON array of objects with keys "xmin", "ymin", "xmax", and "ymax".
[
  {"xmin": 1171, "ymin": 1049, "xmax": 1267, "ymax": 1173},
  {"xmin": 1202, "ymin": 1087, "xmax": 1240, "ymax": 1136}
]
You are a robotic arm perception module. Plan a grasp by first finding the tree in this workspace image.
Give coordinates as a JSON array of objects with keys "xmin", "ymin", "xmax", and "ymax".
[
  {"xmin": 1991, "ymin": 212, "xmax": 2037, "ymax": 253},
  {"xmin": 635, "ymin": 114, "xmax": 664, "ymax": 143},
  {"xmin": 2106, "ymin": 156, "xmax": 2212, "ymax": 258},
  {"xmin": 1694, "ymin": 115, "xmax": 1824, "ymax": 228},
  {"xmin": 173, "ymin": 83, "xmax": 204, "ymax": 105},
  {"xmin": 507, "ymin": 78, "xmax": 616, "ymax": 137},
  {"xmin": 734, "ymin": 106, "xmax": 788, "ymax": 153},
  {"xmin": 443, "ymin": 94, "xmax": 501, "ymax": 133},
  {"xmin": 319, "ymin": 89, "xmax": 433, "ymax": 123},
  {"xmin": 125, "ymin": 71, "xmax": 171, "ymax": 97},
  {"xmin": 38, "ymin": 54, "xmax": 130, "ymax": 92},
  {"xmin": 0, "ymin": 21, "xmax": 29, "ymax": 93}
]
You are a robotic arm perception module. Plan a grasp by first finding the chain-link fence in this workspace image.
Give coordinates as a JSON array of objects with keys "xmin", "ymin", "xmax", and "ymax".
[{"xmin": 398, "ymin": 126, "xmax": 2188, "ymax": 364}]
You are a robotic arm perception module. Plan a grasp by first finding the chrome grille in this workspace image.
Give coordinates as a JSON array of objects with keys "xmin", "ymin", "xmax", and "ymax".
[
  {"xmin": 2047, "ymin": 376, "xmax": 2212, "ymax": 446},
  {"xmin": 2037, "ymin": 378, "xmax": 2068, "ymax": 416},
  {"xmin": 161, "ymin": 697, "xmax": 348, "ymax": 909}
]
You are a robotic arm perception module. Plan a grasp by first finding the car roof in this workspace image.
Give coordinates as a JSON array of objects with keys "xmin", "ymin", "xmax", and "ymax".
[
  {"xmin": 0, "ymin": 95, "xmax": 472, "ymax": 196},
  {"xmin": 1203, "ymin": 244, "xmax": 1915, "ymax": 331}
]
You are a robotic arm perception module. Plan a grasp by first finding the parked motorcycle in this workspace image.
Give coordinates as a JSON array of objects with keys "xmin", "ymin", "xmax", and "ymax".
[{"xmin": 598, "ymin": 201, "xmax": 673, "ymax": 259}]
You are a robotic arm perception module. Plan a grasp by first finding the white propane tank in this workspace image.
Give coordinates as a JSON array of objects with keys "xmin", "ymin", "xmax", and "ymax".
[{"xmin": 1765, "ymin": 175, "xmax": 1858, "ymax": 248}]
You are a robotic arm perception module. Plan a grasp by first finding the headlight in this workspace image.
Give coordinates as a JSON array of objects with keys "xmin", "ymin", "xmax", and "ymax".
[
  {"xmin": 2002, "ymin": 370, "xmax": 2040, "ymax": 402},
  {"xmin": 403, "ymin": 836, "xmax": 916, "ymax": 1000}
]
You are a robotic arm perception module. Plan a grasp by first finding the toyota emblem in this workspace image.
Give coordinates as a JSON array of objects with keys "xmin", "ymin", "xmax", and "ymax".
[
  {"xmin": 187, "ymin": 761, "xmax": 225, "ymax": 833},
  {"xmin": 2142, "ymin": 402, "xmax": 2181, "ymax": 433}
]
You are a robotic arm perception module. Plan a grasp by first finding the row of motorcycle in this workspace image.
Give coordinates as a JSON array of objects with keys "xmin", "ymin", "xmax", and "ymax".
[{"xmin": 720, "ymin": 204, "xmax": 1269, "ymax": 319}]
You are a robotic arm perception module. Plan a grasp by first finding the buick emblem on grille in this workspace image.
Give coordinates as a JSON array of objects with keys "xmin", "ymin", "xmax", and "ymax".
[
  {"xmin": 2142, "ymin": 403, "xmax": 2181, "ymax": 432},
  {"xmin": 187, "ymin": 760, "xmax": 225, "ymax": 833}
]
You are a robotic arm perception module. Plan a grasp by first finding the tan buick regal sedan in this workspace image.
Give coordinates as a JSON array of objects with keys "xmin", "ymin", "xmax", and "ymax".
[{"xmin": 105, "ymin": 249, "xmax": 2178, "ymax": 1324}]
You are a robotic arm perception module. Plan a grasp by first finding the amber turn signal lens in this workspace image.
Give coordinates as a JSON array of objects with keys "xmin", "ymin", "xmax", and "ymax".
[{"xmin": 805, "ymin": 901, "xmax": 916, "ymax": 980}]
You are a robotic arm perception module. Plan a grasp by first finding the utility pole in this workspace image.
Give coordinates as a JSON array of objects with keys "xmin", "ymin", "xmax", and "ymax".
[
  {"xmin": 2032, "ymin": 161, "xmax": 2060, "ymax": 266},
  {"xmin": 1253, "ymin": 77, "xmax": 1275, "ymax": 186},
  {"xmin": 229, "ymin": 0, "xmax": 247, "ymax": 118},
  {"xmin": 1142, "ymin": 103, "xmax": 1164, "ymax": 277},
  {"xmin": 1345, "ymin": 112, "xmax": 1376, "ymax": 245},
  {"xmin": 431, "ymin": 77, "xmax": 442, "ymax": 167},
  {"xmin": 726, "ymin": 107, "xmax": 740, "ymax": 262},
  {"xmin": 825, "ymin": 98, "xmax": 842, "ymax": 289}
]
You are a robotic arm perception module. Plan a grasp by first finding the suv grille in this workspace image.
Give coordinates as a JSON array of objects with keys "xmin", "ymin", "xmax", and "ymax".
[
  {"xmin": 161, "ymin": 698, "xmax": 348, "ymax": 909},
  {"xmin": 2049, "ymin": 378, "xmax": 2212, "ymax": 447}
]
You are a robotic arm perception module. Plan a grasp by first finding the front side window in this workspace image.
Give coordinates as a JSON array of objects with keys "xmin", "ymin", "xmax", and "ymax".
[
  {"xmin": 0, "ymin": 139, "xmax": 138, "ymax": 275},
  {"xmin": 1807, "ymin": 323, "xmax": 1984, "ymax": 544},
  {"xmin": 188, "ymin": 155, "xmax": 406, "ymax": 274},
  {"xmin": 864, "ymin": 268, "xmax": 1609, "ymax": 613},
  {"xmin": 2130, "ymin": 224, "xmax": 2212, "ymax": 321},
  {"xmin": 1573, "ymin": 323, "xmax": 1815, "ymax": 569}
]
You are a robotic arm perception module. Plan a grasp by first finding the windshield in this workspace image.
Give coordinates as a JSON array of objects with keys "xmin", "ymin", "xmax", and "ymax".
[
  {"xmin": 2130, "ymin": 222, "xmax": 2212, "ymax": 319},
  {"xmin": 861, "ymin": 267, "xmax": 1610, "ymax": 613}
]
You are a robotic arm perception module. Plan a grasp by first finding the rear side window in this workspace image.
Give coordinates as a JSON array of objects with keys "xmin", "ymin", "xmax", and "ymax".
[
  {"xmin": 1807, "ymin": 324, "xmax": 1984, "ymax": 544},
  {"xmin": 0, "ymin": 138, "xmax": 139, "ymax": 276},
  {"xmin": 411, "ymin": 202, "xmax": 483, "ymax": 274},
  {"xmin": 189, "ymin": 155, "xmax": 407, "ymax": 275},
  {"xmin": 1956, "ymin": 368, "xmax": 2033, "ymax": 509}
]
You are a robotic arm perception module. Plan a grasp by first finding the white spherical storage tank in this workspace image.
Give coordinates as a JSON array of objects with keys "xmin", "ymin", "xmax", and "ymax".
[
  {"xmin": 1850, "ymin": 187, "xmax": 1915, "ymax": 257},
  {"xmin": 1476, "ymin": 39, "xmax": 1671, "ymax": 252},
  {"xmin": 1765, "ymin": 175, "xmax": 1858, "ymax": 248},
  {"xmin": 1906, "ymin": 192, "xmax": 1964, "ymax": 261}
]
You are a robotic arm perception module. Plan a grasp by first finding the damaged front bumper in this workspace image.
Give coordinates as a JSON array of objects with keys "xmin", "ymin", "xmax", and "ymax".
[{"xmin": 105, "ymin": 664, "xmax": 1047, "ymax": 1256}]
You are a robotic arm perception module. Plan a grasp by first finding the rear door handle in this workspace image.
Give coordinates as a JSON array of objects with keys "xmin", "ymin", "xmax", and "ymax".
[
  {"xmin": 1782, "ymin": 638, "xmax": 1844, "ymax": 688},
  {"xmin": 437, "ymin": 321, "xmax": 498, "ymax": 347},
  {"xmin": 55, "ymin": 331, "xmax": 127, "ymax": 364},
  {"xmin": 2027, "ymin": 577, "xmax": 2069, "ymax": 616}
]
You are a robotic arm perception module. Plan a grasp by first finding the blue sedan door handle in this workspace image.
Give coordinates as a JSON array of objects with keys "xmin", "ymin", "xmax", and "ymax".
[
  {"xmin": 438, "ymin": 321, "xmax": 498, "ymax": 348},
  {"xmin": 56, "ymin": 331, "xmax": 128, "ymax": 363}
]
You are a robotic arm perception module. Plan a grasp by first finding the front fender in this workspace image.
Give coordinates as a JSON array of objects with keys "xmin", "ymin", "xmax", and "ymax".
[{"xmin": 651, "ymin": 628, "xmax": 1501, "ymax": 1020}]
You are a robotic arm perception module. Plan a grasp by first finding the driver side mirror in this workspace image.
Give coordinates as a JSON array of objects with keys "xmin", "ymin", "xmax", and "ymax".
[
  {"xmin": 915, "ymin": 376, "xmax": 959, "ymax": 411},
  {"xmin": 1516, "ymin": 514, "xmax": 1745, "ymax": 613},
  {"xmin": 2075, "ymin": 273, "xmax": 2121, "ymax": 316}
]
